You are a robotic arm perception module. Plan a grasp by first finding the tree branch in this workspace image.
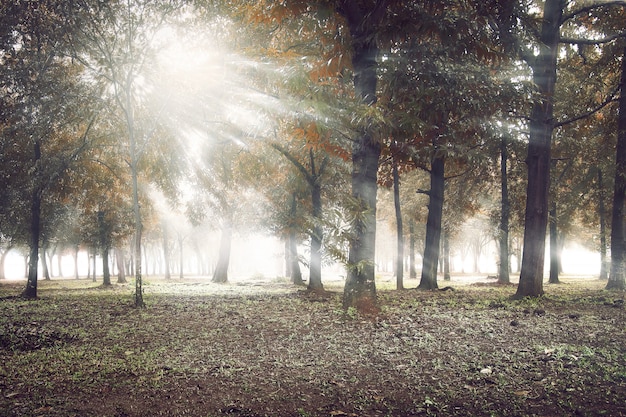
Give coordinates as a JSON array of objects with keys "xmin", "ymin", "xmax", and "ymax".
[
  {"xmin": 560, "ymin": 32, "xmax": 626, "ymax": 46},
  {"xmin": 554, "ymin": 84, "xmax": 620, "ymax": 128},
  {"xmin": 561, "ymin": 1, "xmax": 626, "ymax": 23}
]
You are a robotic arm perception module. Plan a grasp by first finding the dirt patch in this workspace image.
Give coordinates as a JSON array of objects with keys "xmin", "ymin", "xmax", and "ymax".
[{"xmin": 0, "ymin": 277, "xmax": 624, "ymax": 416}]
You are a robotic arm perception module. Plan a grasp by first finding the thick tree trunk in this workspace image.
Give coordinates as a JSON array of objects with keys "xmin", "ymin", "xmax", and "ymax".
[
  {"xmin": 418, "ymin": 155, "xmax": 444, "ymax": 290},
  {"xmin": 548, "ymin": 201, "xmax": 560, "ymax": 284},
  {"xmin": 598, "ymin": 169, "xmax": 608, "ymax": 280},
  {"xmin": 0, "ymin": 249, "xmax": 9, "ymax": 280},
  {"xmin": 607, "ymin": 46, "xmax": 626, "ymax": 291},
  {"xmin": 499, "ymin": 136, "xmax": 511, "ymax": 284},
  {"xmin": 309, "ymin": 181, "xmax": 324, "ymax": 290},
  {"xmin": 515, "ymin": 0, "xmax": 563, "ymax": 298},
  {"xmin": 409, "ymin": 221, "xmax": 417, "ymax": 279},
  {"xmin": 342, "ymin": 3, "xmax": 382, "ymax": 311},
  {"xmin": 102, "ymin": 246, "xmax": 111, "ymax": 286},
  {"xmin": 288, "ymin": 234, "xmax": 303, "ymax": 285},
  {"xmin": 212, "ymin": 222, "xmax": 232, "ymax": 283},
  {"xmin": 393, "ymin": 160, "xmax": 404, "ymax": 290}
]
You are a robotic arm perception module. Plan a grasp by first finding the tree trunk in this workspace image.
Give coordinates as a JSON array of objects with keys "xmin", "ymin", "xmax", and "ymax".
[
  {"xmin": 409, "ymin": 221, "xmax": 417, "ymax": 279},
  {"xmin": 515, "ymin": 0, "xmax": 563, "ymax": 298},
  {"xmin": 41, "ymin": 244, "xmax": 51, "ymax": 281},
  {"xmin": 23, "ymin": 139, "xmax": 42, "ymax": 299},
  {"xmin": 341, "ymin": 2, "xmax": 383, "ymax": 311},
  {"xmin": 607, "ymin": 46, "xmax": 626, "ymax": 291},
  {"xmin": 162, "ymin": 223, "xmax": 171, "ymax": 280},
  {"xmin": 308, "ymin": 180, "xmax": 324, "ymax": 290},
  {"xmin": 212, "ymin": 222, "xmax": 232, "ymax": 283},
  {"xmin": 116, "ymin": 248, "xmax": 127, "ymax": 283},
  {"xmin": 498, "ymin": 136, "xmax": 511, "ymax": 284},
  {"xmin": 178, "ymin": 235, "xmax": 184, "ymax": 280},
  {"xmin": 598, "ymin": 169, "xmax": 608, "ymax": 280},
  {"xmin": 393, "ymin": 159, "xmax": 404, "ymax": 290},
  {"xmin": 288, "ymin": 233, "xmax": 303, "ymax": 285},
  {"xmin": 73, "ymin": 246, "xmax": 79, "ymax": 279},
  {"xmin": 0, "ymin": 249, "xmax": 9, "ymax": 280},
  {"xmin": 443, "ymin": 230, "xmax": 451, "ymax": 281},
  {"xmin": 102, "ymin": 246, "xmax": 111, "ymax": 286},
  {"xmin": 548, "ymin": 200, "xmax": 560, "ymax": 284},
  {"xmin": 418, "ymin": 155, "xmax": 444, "ymax": 290}
]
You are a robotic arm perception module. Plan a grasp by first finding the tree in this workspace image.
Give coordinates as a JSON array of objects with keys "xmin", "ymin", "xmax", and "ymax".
[
  {"xmin": 514, "ymin": 0, "xmax": 626, "ymax": 297},
  {"xmin": 607, "ymin": 45, "xmax": 626, "ymax": 291}
]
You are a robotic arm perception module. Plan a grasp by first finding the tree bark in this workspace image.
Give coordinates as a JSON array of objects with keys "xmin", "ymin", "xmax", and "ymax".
[
  {"xmin": 498, "ymin": 136, "xmax": 511, "ymax": 284},
  {"xmin": 116, "ymin": 248, "xmax": 127, "ymax": 283},
  {"xmin": 548, "ymin": 200, "xmax": 560, "ymax": 284},
  {"xmin": 41, "ymin": 245, "xmax": 51, "ymax": 281},
  {"xmin": 162, "ymin": 223, "xmax": 171, "ymax": 280},
  {"xmin": 22, "ymin": 139, "xmax": 43, "ymax": 299},
  {"xmin": 288, "ymin": 194, "xmax": 304, "ymax": 285},
  {"xmin": 212, "ymin": 221, "xmax": 232, "ymax": 283},
  {"xmin": 419, "ymin": 155, "xmax": 444, "ymax": 290},
  {"xmin": 0, "ymin": 248, "xmax": 10, "ymax": 280},
  {"xmin": 515, "ymin": 0, "xmax": 563, "ymax": 298},
  {"xmin": 443, "ymin": 229, "xmax": 451, "ymax": 281},
  {"xmin": 392, "ymin": 159, "xmax": 404, "ymax": 290},
  {"xmin": 598, "ymin": 169, "xmax": 608, "ymax": 280},
  {"xmin": 409, "ymin": 221, "xmax": 417, "ymax": 279},
  {"xmin": 341, "ymin": 1, "xmax": 384, "ymax": 311},
  {"xmin": 308, "ymin": 176, "xmax": 324, "ymax": 290},
  {"xmin": 607, "ymin": 46, "xmax": 626, "ymax": 291},
  {"xmin": 102, "ymin": 246, "xmax": 111, "ymax": 286}
]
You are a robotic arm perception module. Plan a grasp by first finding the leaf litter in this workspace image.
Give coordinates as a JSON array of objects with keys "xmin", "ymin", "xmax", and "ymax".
[{"xmin": 0, "ymin": 277, "xmax": 624, "ymax": 416}]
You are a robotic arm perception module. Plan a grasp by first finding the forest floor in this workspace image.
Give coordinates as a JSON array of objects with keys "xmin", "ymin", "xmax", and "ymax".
[{"xmin": 0, "ymin": 274, "xmax": 624, "ymax": 417}]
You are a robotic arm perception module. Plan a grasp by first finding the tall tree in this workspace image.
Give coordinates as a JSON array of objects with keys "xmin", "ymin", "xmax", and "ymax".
[{"xmin": 607, "ymin": 45, "xmax": 626, "ymax": 291}]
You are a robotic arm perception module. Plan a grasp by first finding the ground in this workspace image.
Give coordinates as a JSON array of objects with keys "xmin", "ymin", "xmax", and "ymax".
[{"xmin": 0, "ymin": 275, "xmax": 624, "ymax": 417}]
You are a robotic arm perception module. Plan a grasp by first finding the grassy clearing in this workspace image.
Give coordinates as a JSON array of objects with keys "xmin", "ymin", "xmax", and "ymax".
[{"xmin": 0, "ymin": 276, "xmax": 624, "ymax": 416}]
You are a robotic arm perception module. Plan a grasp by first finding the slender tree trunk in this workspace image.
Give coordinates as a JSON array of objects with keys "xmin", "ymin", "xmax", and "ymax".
[
  {"xmin": 607, "ymin": 46, "xmax": 626, "ymax": 291},
  {"xmin": 443, "ymin": 230, "xmax": 451, "ymax": 281},
  {"xmin": 23, "ymin": 139, "xmax": 42, "ymax": 299},
  {"xmin": 515, "ymin": 0, "xmax": 563, "ymax": 298},
  {"xmin": 499, "ymin": 136, "xmax": 511, "ymax": 284},
  {"xmin": 41, "ymin": 244, "xmax": 51, "ymax": 281},
  {"xmin": 72, "ymin": 245, "xmax": 80, "ymax": 279},
  {"xmin": 162, "ymin": 223, "xmax": 171, "ymax": 279},
  {"xmin": 341, "ymin": 2, "xmax": 383, "ymax": 311},
  {"xmin": 393, "ymin": 159, "xmax": 404, "ymax": 290},
  {"xmin": 409, "ymin": 221, "xmax": 417, "ymax": 279},
  {"xmin": 24, "ymin": 198, "xmax": 41, "ymax": 296},
  {"xmin": 178, "ymin": 235, "xmax": 184, "ymax": 280},
  {"xmin": 418, "ymin": 155, "xmax": 444, "ymax": 290},
  {"xmin": 116, "ymin": 248, "xmax": 127, "ymax": 283},
  {"xmin": 309, "ymin": 180, "xmax": 324, "ymax": 290},
  {"xmin": 549, "ymin": 200, "xmax": 560, "ymax": 283},
  {"xmin": 212, "ymin": 221, "xmax": 232, "ymax": 283},
  {"xmin": 92, "ymin": 252, "xmax": 97, "ymax": 282},
  {"xmin": 598, "ymin": 169, "xmax": 608, "ymax": 280}
]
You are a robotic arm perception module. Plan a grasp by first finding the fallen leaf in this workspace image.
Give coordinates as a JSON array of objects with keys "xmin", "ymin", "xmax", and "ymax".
[
  {"xmin": 514, "ymin": 390, "xmax": 530, "ymax": 397},
  {"xmin": 480, "ymin": 368, "xmax": 492, "ymax": 375}
]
